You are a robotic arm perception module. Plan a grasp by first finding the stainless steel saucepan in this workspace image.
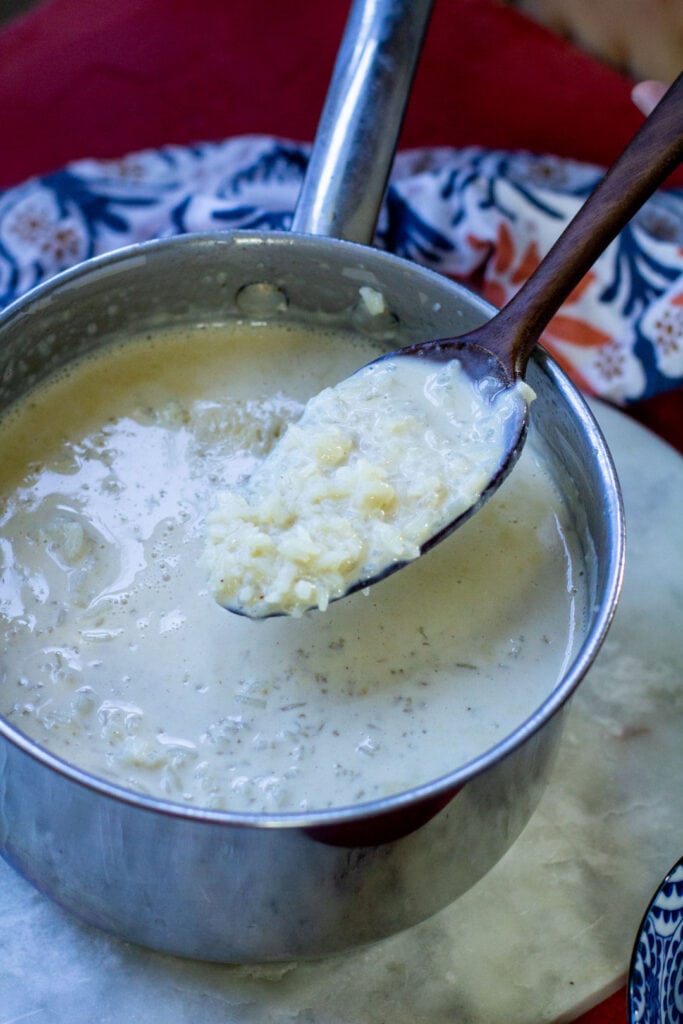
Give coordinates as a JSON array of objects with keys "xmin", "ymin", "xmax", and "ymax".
[{"xmin": 0, "ymin": 0, "xmax": 624, "ymax": 960}]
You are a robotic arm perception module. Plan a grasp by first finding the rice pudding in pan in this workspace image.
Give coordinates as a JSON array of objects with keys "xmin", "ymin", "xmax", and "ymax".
[{"xmin": 0, "ymin": 320, "xmax": 586, "ymax": 813}]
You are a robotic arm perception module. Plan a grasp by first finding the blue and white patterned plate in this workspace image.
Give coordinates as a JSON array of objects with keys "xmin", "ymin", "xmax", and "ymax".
[
  {"xmin": 1, "ymin": 137, "xmax": 682, "ymax": 406},
  {"xmin": 629, "ymin": 857, "xmax": 683, "ymax": 1023}
]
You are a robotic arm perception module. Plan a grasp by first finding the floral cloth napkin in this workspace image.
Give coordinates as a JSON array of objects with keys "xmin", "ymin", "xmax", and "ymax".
[{"xmin": 0, "ymin": 136, "xmax": 681, "ymax": 405}]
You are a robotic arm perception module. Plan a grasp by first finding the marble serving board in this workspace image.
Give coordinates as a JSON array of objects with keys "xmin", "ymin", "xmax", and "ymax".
[{"xmin": 1, "ymin": 400, "xmax": 682, "ymax": 1024}]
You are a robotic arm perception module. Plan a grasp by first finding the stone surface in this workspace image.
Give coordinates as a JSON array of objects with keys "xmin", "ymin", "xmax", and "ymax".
[{"xmin": 1, "ymin": 400, "xmax": 681, "ymax": 1023}]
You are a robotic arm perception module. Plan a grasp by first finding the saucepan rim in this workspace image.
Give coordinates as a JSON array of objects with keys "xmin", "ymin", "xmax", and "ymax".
[{"xmin": 0, "ymin": 229, "xmax": 625, "ymax": 831}]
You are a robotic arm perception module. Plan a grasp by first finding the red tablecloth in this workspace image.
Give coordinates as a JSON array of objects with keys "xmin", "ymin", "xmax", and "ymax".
[{"xmin": 1, "ymin": 2, "xmax": 680, "ymax": 1018}]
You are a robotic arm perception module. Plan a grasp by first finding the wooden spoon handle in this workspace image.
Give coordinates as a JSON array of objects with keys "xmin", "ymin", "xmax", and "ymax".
[{"xmin": 486, "ymin": 72, "xmax": 683, "ymax": 376}]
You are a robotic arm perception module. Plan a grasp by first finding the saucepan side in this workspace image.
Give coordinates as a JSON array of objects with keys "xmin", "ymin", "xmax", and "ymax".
[
  {"xmin": 0, "ymin": 0, "xmax": 623, "ymax": 960},
  {"xmin": 0, "ymin": 229, "xmax": 623, "ymax": 960}
]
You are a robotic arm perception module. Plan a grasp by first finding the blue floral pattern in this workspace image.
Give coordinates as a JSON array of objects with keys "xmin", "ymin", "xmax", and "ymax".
[
  {"xmin": 0, "ymin": 136, "xmax": 681, "ymax": 404},
  {"xmin": 630, "ymin": 859, "xmax": 683, "ymax": 1023}
]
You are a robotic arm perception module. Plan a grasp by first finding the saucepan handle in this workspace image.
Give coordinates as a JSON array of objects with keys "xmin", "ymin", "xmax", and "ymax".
[{"xmin": 290, "ymin": 0, "xmax": 433, "ymax": 244}]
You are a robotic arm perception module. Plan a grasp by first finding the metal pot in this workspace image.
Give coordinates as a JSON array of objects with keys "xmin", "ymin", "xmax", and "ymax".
[{"xmin": 0, "ymin": 0, "xmax": 624, "ymax": 961}]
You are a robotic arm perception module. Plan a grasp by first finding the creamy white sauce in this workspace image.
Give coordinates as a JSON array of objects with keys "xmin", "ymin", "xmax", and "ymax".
[
  {"xmin": 205, "ymin": 355, "xmax": 533, "ymax": 618},
  {"xmin": 0, "ymin": 321, "xmax": 586, "ymax": 813}
]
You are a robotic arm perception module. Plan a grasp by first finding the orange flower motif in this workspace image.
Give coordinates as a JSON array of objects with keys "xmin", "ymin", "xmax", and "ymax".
[{"xmin": 480, "ymin": 221, "xmax": 614, "ymax": 393}]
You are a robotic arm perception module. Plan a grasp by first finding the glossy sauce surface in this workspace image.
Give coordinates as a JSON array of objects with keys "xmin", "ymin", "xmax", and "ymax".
[{"xmin": 0, "ymin": 322, "xmax": 585, "ymax": 812}]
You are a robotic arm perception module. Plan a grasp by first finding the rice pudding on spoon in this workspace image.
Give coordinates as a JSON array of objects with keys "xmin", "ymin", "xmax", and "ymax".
[{"xmin": 205, "ymin": 327, "xmax": 533, "ymax": 619}]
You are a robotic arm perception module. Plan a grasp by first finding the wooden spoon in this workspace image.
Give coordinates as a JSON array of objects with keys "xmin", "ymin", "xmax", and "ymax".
[{"xmin": 216, "ymin": 73, "xmax": 682, "ymax": 619}]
